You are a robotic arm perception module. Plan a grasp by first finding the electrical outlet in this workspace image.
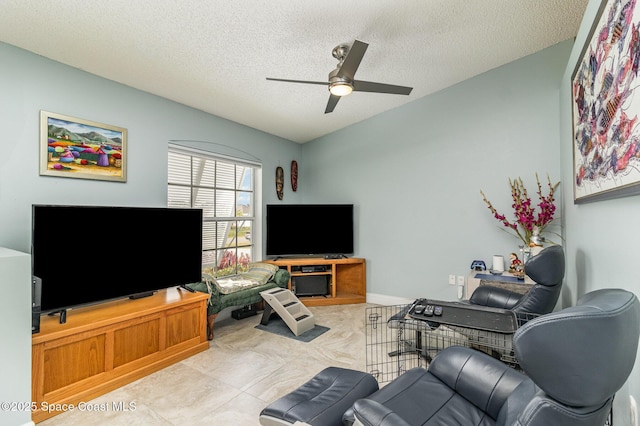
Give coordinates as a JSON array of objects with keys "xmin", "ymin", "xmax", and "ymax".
[
  {"xmin": 457, "ymin": 276, "xmax": 465, "ymax": 286},
  {"xmin": 448, "ymin": 275, "xmax": 456, "ymax": 285}
]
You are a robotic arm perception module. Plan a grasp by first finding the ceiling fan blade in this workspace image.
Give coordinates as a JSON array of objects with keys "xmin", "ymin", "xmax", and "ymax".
[
  {"xmin": 325, "ymin": 94, "xmax": 340, "ymax": 113},
  {"xmin": 337, "ymin": 40, "xmax": 368, "ymax": 80},
  {"xmin": 266, "ymin": 77, "xmax": 328, "ymax": 86},
  {"xmin": 353, "ymin": 80, "xmax": 413, "ymax": 95}
]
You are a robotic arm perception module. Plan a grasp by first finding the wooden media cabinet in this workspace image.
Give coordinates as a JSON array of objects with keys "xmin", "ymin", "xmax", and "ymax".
[
  {"xmin": 264, "ymin": 257, "xmax": 366, "ymax": 306},
  {"xmin": 31, "ymin": 287, "xmax": 209, "ymax": 423}
]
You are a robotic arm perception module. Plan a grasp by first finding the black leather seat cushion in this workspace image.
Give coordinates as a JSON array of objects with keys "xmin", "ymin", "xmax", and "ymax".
[
  {"xmin": 260, "ymin": 366, "xmax": 378, "ymax": 425},
  {"xmin": 352, "ymin": 347, "xmax": 529, "ymax": 426},
  {"xmin": 356, "ymin": 368, "xmax": 495, "ymax": 425}
]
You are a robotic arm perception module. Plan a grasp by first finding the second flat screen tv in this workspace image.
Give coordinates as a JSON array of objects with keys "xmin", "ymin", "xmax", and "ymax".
[{"xmin": 266, "ymin": 204, "xmax": 354, "ymax": 257}]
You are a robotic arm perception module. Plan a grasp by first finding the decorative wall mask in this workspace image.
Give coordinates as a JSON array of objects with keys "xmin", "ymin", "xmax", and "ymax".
[
  {"xmin": 276, "ymin": 166, "xmax": 284, "ymax": 200},
  {"xmin": 291, "ymin": 160, "xmax": 298, "ymax": 192}
]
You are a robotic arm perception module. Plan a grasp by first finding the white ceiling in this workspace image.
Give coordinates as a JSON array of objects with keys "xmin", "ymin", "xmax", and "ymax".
[{"xmin": 0, "ymin": 0, "xmax": 588, "ymax": 143}]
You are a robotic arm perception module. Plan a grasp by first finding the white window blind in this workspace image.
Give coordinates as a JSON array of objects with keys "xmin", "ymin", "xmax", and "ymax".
[{"xmin": 168, "ymin": 146, "xmax": 258, "ymax": 277}]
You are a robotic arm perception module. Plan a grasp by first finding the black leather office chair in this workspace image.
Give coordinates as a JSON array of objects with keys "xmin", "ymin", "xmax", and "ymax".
[
  {"xmin": 468, "ymin": 245, "xmax": 565, "ymax": 316},
  {"xmin": 384, "ymin": 246, "xmax": 565, "ymax": 366},
  {"xmin": 349, "ymin": 288, "xmax": 640, "ymax": 426}
]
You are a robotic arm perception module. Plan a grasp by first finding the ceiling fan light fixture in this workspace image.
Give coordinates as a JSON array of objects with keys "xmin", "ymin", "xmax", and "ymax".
[{"xmin": 329, "ymin": 81, "xmax": 353, "ymax": 97}]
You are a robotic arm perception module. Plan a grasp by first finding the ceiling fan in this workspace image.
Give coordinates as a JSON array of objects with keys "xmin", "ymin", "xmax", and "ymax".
[{"xmin": 266, "ymin": 40, "xmax": 413, "ymax": 114}]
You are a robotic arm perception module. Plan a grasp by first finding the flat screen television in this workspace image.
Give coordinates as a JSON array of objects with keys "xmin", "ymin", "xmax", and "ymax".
[
  {"xmin": 266, "ymin": 204, "xmax": 354, "ymax": 257},
  {"xmin": 32, "ymin": 205, "xmax": 203, "ymax": 315}
]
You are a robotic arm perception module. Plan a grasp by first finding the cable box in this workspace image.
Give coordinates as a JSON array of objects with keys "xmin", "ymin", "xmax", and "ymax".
[{"xmin": 301, "ymin": 265, "xmax": 327, "ymax": 273}]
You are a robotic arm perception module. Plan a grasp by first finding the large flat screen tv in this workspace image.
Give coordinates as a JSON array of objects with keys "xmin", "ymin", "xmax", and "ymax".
[
  {"xmin": 32, "ymin": 205, "xmax": 203, "ymax": 315},
  {"xmin": 266, "ymin": 204, "xmax": 354, "ymax": 257}
]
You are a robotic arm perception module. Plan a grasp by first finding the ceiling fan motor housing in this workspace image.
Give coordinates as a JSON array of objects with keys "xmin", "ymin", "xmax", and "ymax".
[
  {"xmin": 328, "ymin": 68, "xmax": 353, "ymax": 94},
  {"xmin": 332, "ymin": 44, "xmax": 350, "ymax": 62}
]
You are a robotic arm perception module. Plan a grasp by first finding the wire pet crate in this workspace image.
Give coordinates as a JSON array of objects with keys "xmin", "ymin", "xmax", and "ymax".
[{"xmin": 365, "ymin": 303, "xmax": 537, "ymax": 384}]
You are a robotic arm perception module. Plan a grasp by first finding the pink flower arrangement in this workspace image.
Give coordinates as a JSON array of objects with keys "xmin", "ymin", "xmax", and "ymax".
[{"xmin": 480, "ymin": 174, "xmax": 560, "ymax": 246}]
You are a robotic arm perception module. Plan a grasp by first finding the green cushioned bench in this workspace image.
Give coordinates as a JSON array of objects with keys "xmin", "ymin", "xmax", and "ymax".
[{"xmin": 187, "ymin": 267, "xmax": 290, "ymax": 340}]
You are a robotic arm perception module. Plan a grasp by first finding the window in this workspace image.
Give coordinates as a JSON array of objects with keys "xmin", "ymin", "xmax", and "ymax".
[{"xmin": 168, "ymin": 147, "xmax": 258, "ymax": 277}]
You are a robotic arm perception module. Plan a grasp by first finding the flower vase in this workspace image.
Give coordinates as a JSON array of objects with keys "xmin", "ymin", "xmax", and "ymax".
[
  {"xmin": 519, "ymin": 245, "xmax": 531, "ymax": 264},
  {"xmin": 529, "ymin": 245, "xmax": 544, "ymax": 258},
  {"xmin": 516, "ymin": 244, "xmax": 543, "ymax": 280},
  {"xmin": 528, "ymin": 226, "xmax": 544, "ymax": 258}
]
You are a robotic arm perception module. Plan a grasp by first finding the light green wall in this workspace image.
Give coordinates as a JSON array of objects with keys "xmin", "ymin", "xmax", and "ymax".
[
  {"xmin": 0, "ymin": 42, "xmax": 303, "ymax": 257},
  {"xmin": 302, "ymin": 41, "xmax": 569, "ymax": 303}
]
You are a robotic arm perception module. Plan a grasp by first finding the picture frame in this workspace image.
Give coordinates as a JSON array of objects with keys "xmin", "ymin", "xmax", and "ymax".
[
  {"xmin": 40, "ymin": 110, "xmax": 127, "ymax": 182},
  {"xmin": 571, "ymin": 0, "xmax": 640, "ymax": 203}
]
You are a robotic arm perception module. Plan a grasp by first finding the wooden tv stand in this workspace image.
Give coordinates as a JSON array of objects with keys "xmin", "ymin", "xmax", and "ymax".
[
  {"xmin": 31, "ymin": 288, "xmax": 209, "ymax": 423},
  {"xmin": 263, "ymin": 257, "xmax": 366, "ymax": 306}
]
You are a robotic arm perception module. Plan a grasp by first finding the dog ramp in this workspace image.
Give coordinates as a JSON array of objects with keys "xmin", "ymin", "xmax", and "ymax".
[{"xmin": 260, "ymin": 288, "xmax": 315, "ymax": 336}]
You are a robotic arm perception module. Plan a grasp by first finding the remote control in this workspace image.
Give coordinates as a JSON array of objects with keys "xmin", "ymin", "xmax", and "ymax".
[
  {"xmin": 424, "ymin": 305, "xmax": 434, "ymax": 316},
  {"xmin": 434, "ymin": 306, "xmax": 443, "ymax": 316}
]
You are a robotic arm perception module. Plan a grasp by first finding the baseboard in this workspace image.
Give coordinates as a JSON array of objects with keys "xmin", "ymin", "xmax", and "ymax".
[
  {"xmin": 217, "ymin": 294, "xmax": 414, "ymax": 315},
  {"xmin": 366, "ymin": 292, "xmax": 414, "ymax": 306}
]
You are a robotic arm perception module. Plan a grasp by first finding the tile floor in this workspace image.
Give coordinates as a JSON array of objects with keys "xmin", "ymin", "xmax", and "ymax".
[{"xmin": 38, "ymin": 303, "xmax": 373, "ymax": 426}]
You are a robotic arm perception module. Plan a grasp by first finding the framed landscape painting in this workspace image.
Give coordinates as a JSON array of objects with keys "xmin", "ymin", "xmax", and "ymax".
[
  {"xmin": 39, "ymin": 110, "xmax": 127, "ymax": 182},
  {"xmin": 571, "ymin": 0, "xmax": 640, "ymax": 203}
]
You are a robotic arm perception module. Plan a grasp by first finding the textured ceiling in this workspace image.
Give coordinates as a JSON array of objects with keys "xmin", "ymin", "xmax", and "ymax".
[{"xmin": 0, "ymin": 0, "xmax": 588, "ymax": 143}]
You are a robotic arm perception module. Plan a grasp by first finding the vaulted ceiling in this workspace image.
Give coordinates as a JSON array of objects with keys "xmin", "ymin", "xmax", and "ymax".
[{"xmin": 0, "ymin": 1, "xmax": 588, "ymax": 143}]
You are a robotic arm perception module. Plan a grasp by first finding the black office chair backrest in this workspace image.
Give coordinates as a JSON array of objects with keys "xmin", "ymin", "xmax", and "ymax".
[
  {"xmin": 511, "ymin": 245, "xmax": 565, "ymax": 315},
  {"xmin": 514, "ymin": 288, "xmax": 640, "ymax": 407}
]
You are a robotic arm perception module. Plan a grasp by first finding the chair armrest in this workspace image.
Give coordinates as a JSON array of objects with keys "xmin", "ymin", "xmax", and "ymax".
[
  {"xmin": 352, "ymin": 399, "xmax": 412, "ymax": 426},
  {"xmin": 272, "ymin": 269, "xmax": 290, "ymax": 287},
  {"xmin": 469, "ymin": 285, "xmax": 522, "ymax": 309},
  {"xmin": 428, "ymin": 346, "xmax": 528, "ymax": 420}
]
